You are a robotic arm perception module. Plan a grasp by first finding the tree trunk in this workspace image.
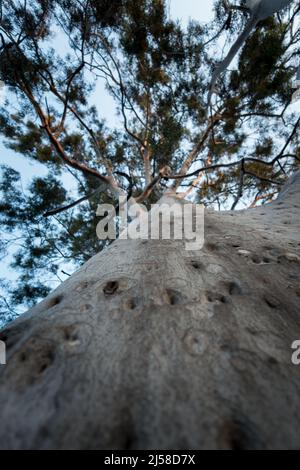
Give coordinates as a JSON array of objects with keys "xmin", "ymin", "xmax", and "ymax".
[{"xmin": 0, "ymin": 171, "xmax": 300, "ymax": 450}]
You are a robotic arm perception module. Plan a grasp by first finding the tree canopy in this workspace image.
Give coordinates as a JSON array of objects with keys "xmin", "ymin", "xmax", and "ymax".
[{"xmin": 0, "ymin": 0, "xmax": 299, "ymax": 323}]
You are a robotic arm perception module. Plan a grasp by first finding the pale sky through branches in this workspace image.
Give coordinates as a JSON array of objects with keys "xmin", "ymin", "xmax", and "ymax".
[{"xmin": 168, "ymin": 0, "xmax": 214, "ymax": 24}]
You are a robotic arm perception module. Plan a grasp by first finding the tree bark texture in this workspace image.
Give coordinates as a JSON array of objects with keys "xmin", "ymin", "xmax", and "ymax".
[{"xmin": 0, "ymin": 171, "xmax": 300, "ymax": 449}]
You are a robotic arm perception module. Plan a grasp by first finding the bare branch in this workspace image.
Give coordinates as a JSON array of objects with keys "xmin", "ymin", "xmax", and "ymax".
[
  {"xmin": 231, "ymin": 159, "xmax": 245, "ymax": 210},
  {"xmin": 172, "ymin": 115, "xmax": 221, "ymax": 190},
  {"xmin": 43, "ymin": 184, "xmax": 106, "ymax": 217},
  {"xmin": 135, "ymin": 166, "xmax": 172, "ymax": 203}
]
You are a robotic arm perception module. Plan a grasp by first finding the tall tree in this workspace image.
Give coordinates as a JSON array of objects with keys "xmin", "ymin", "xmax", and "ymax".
[
  {"xmin": 0, "ymin": 0, "xmax": 299, "ymax": 317},
  {"xmin": 0, "ymin": 0, "xmax": 299, "ymax": 449}
]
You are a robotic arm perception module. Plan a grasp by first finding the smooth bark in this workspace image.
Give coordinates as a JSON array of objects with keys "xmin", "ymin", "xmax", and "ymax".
[{"xmin": 0, "ymin": 171, "xmax": 299, "ymax": 450}]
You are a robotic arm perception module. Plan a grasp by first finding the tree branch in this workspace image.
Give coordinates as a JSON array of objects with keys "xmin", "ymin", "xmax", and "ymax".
[
  {"xmin": 43, "ymin": 184, "xmax": 106, "ymax": 217},
  {"xmin": 172, "ymin": 115, "xmax": 221, "ymax": 190}
]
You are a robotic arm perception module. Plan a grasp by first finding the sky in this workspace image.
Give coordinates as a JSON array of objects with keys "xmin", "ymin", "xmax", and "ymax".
[{"xmin": 168, "ymin": 0, "xmax": 214, "ymax": 23}]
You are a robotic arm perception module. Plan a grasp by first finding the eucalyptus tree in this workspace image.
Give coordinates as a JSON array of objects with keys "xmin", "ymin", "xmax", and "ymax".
[{"xmin": 0, "ymin": 0, "xmax": 299, "ymax": 449}]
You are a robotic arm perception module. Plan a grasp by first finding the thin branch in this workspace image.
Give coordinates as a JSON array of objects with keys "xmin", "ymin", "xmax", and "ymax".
[
  {"xmin": 172, "ymin": 114, "xmax": 221, "ymax": 190},
  {"xmin": 135, "ymin": 166, "xmax": 171, "ymax": 203},
  {"xmin": 166, "ymin": 118, "xmax": 300, "ymax": 183},
  {"xmin": 43, "ymin": 184, "xmax": 105, "ymax": 217},
  {"xmin": 231, "ymin": 159, "xmax": 245, "ymax": 210},
  {"xmin": 243, "ymin": 171, "xmax": 283, "ymax": 186},
  {"xmin": 61, "ymin": 270, "xmax": 71, "ymax": 277}
]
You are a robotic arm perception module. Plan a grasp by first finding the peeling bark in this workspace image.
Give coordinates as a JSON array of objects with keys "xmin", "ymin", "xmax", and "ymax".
[{"xmin": 0, "ymin": 171, "xmax": 300, "ymax": 450}]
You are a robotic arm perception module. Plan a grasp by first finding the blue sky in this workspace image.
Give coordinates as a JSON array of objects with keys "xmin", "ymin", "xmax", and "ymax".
[{"xmin": 169, "ymin": 0, "xmax": 214, "ymax": 23}]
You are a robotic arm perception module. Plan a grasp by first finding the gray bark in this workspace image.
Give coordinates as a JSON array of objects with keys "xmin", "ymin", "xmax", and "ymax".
[{"xmin": 0, "ymin": 171, "xmax": 300, "ymax": 450}]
